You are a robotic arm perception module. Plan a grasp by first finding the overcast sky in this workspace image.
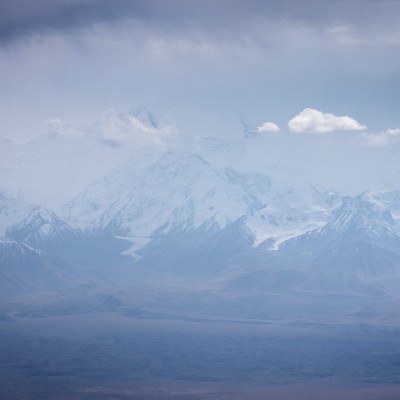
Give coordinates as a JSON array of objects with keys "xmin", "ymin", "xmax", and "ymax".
[
  {"xmin": 0, "ymin": 0, "xmax": 400, "ymax": 192},
  {"xmin": 0, "ymin": 0, "xmax": 399, "ymax": 139}
]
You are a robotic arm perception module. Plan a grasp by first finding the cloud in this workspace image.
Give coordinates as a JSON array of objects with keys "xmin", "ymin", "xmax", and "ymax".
[
  {"xmin": 0, "ymin": 0, "xmax": 147, "ymax": 44},
  {"xmin": 359, "ymin": 128, "xmax": 400, "ymax": 146},
  {"xmin": 256, "ymin": 121, "xmax": 280, "ymax": 133},
  {"xmin": 1, "ymin": 1, "xmax": 400, "ymax": 145},
  {"xmin": 45, "ymin": 108, "xmax": 174, "ymax": 148},
  {"xmin": 288, "ymin": 108, "xmax": 367, "ymax": 133},
  {"xmin": 3, "ymin": 0, "xmax": 400, "ymax": 46},
  {"xmin": 95, "ymin": 108, "xmax": 173, "ymax": 147},
  {"xmin": 46, "ymin": 118, "xmax": 86, "ymax": 137},
  {"xmin": 327, "ymin": 25, "xmax": 349, "ymax": 35}
]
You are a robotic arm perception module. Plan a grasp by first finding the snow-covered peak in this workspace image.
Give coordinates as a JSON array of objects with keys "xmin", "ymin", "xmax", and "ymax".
[
  {"xmin": 131, "ymin": 107, "xmax": 159, "ymax": 129},
  {"xmin": 95, "ymin": 108, "xmax": 173, "ymax": 149},
  {"xmin": 14, "ymin": 205, "xmax": 61, "ymax": 226},
  {"xmin": 359, "ymin": 189, "xmax": 400, "ymax": 218},
  {"xmin": 68, "ymin": 151, "xmax": 273, "ymax": 249},
  {"xmin": 7, "ymin": 205, "xmax": 76, "ymax": 247},
  {"xmin": 314, "ymin": 191, "xmax": 400, "ymax": 245},
  {"xmin": 0, "ymin": 236, "xmax": 42, "ymax": 262},
  {"xmin": 330, "ymin": 194, "xmax": 394, "ymax": 229},
  {"xmin": 245, "ymin": 184, "xmax": 341, "ymax": 249}
]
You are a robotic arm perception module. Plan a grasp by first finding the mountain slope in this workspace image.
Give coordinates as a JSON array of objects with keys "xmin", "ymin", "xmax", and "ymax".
[
  {"xmin": 0, "ymin": 109, "xmax": 168, "ymax": 212},
  {"xmin": 0, "ymin": 237, "xmax": 72, "ymax": 295},
  {"xmin": 7, "ymin": 205, "xmax": 78, "ymax": 248},
  {"xmin": 275, "ymin": 192, "xmax": 400, "ymax": 294},
  {"xmin": 68, "ymin": 151, "xmax": 273, "ymax": 256},
  {"xmin": 245, "ymin": 184, "xmax": 341, "ymax": 249}
]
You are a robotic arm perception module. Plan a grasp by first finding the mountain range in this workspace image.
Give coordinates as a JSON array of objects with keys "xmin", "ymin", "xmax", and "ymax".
[{"xmin": 1, "ymin": 110, "xmax": 400, "ymax": 303}]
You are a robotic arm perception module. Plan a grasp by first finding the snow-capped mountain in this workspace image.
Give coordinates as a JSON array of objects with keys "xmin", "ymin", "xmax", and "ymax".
[
  {"xmin": 361, "ymin": 189, "xmax": 400, "ymax": 220},
  {"xmin": 7, "ymin": 205, "xmax": 78, "ymax": 249},
  {"xmin": 218, "ymin": 190, "xmax": 400, "ymax": 296},
  {"xmin": 296, "ymin": 191, "xmax": 400, "ymax": 254},
  {"xmin": 68, "ymin": 151, "xmax": 272, "ymax": 251},
  {"xmin": 245, "ymin": 184, "xmax": 341, "ymax": 249},
  {"xmin": 257, "ymin": 191, "xmax": 400, "ymax": 295},
  {"xmin": 0, "ymin": 109, "xmax": 169, "ymax": 212},
  {"xmin": 2, "ymin": 114, "xmax": 400, "ymax": 300},
  {"xmin": 133, "ymin": 107, "xmax": 160, "ymax": 130}
]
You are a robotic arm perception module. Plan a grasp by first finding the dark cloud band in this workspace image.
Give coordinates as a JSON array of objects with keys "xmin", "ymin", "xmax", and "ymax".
[
  {"xmin": 1, "ymin": 0, "xmax": 400, "ymax": 44},
  {"xmin": 0, "ymin": 0, "xmax": 150, "ymax": 43}
]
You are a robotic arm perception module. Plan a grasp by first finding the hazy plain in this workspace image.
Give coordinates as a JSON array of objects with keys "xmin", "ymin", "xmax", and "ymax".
[{"xmin": 2, "ymin": 286, "xmax": 400, "ymax": 400}]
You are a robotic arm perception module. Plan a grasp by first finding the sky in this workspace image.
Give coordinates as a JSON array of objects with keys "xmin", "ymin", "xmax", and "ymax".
[
  {"xmin": 1, "ymin": 0, "xmax": 400, "ymax": 139},
  {"xmin": 0, "ymin": 0, "xmax": 400, "ymax": 194}
]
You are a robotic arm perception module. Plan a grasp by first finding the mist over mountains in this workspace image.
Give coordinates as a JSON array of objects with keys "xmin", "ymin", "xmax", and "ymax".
[{"xmin": 1, "ymin": 109, "xmax": 400, "ymax": 304}]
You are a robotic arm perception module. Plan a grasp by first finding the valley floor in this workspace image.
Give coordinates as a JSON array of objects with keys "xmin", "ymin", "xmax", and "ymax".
[{"xmin": 1, "ymin": 311, "xmax": 400, "ymax": 400}]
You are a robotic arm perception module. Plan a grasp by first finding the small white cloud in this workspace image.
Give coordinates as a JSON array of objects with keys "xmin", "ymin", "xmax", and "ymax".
[
  {"xmin": 359, "ymin": 128, "xmax": 400, "ymax": 146},
  {"xmin": 256, "ymin": 121, "xmax": 280, "ymax": 133},
  {"xmin": 288, "ymin": 108, "xmax": 367, "ymax": 134}
]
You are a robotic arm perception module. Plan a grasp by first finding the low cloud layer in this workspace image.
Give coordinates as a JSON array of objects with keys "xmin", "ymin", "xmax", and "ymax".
[
  {"xmin": 288, "ymin": 108, "xmax": 367, "ymax": 134},
  {"xmin": 46, "ymin": 108, "xmax": 173, "ymax": 148}
]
